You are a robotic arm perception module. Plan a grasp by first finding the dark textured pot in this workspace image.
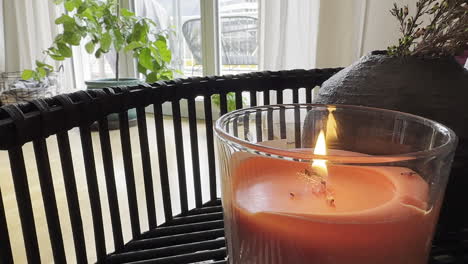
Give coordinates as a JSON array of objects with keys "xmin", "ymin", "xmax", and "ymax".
[
  {"xmin": 85, "ymin": 78, "xmax": 141, "ymax": 130},
  {"xmin": 314, "ymin": 51, "xmax": 468, "ymax": 235}
]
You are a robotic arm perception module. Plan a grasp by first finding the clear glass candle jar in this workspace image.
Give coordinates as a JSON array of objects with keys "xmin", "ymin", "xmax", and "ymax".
[{"xmin": 215, "ymin": 104, "xmax": 458, "ymax": 264}]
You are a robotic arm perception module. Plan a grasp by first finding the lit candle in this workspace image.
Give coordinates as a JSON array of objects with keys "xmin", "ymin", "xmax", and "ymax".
[{"xmin": 227, "ymin": 123, "xmax": 439, "ymax": 264}]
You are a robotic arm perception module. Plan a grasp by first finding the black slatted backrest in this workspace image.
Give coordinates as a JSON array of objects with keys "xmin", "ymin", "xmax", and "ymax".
[{"xmin": 0, "ymin": 69, "xmax": 340, "ymax": 263}]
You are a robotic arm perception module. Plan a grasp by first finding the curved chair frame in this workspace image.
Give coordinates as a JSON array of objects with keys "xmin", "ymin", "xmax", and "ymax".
[{"xmin": 0, "ymin": 69, "xmax": 465, "ymax": 263}]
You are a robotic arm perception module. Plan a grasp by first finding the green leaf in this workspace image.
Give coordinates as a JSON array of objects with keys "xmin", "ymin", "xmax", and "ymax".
[
  {"xmin": 155, "ymin": 38, "xmax": 171, "ymax": 63},
  {"xmin": 121, "ymin": 8, "xmax": 135, "ymax": 17},
  {"xmin": 36, "ymin": 61, "xmax": 54, "ymax": 70},
  {"xmin": 50, "ymin": 54, "xmax": 65, "ymax": 61},
  {"xmin": 159, "ymin": 70, "xmax": 173, "ymax": 80},
  {"xmin": 95, "ymin": 48, "xmax": 102, "ymax": 58},
  {"xmin": 37, "ymin": 67, "xmax": 47, "ymax": 78},
  {"xmin": 85, "ymin": 41, "xmax": 95, "ymax": 54},
  {"xmin": 124, "ymin": 41, "xmax": 144, "ymax": 52},
  {"xmin": 160, "ymin": 49, "xmax": 172, "ymax": 63},
  {"xmin": 157, "ymin": 35, "xmax": 167, "ymax": 44},
  {"xmin": 55, "ymin": 14, "xmax": 75, "ymax": 25},
  {"xmin": 152, "ymin": 60, "xmax": 161, "ymax": 71},
  {"xmin": 21, "ymin": 70, "xmax": 34, "ymax": 80},
  {"xmin": 80, "ymin": 8, "xmax": 91, "ymax": 18},
  {"xmin": 146, "ymin": 72, "xmax": 158, "ymax": 83},
  {"xmin": 57, "ymin": 42, "xmax": 73, "ymax": 57},
  {"xmin": 100, "ymin": 32, "xmax": 112, "ymax": 52},
  {"xmin": 138, "ymin": 48, "xmax": 153, "ymax": 71},
  {"xmin": 159, "ymin": 73, "xmax": 171, "ymax": 81},
  {"xmin": 53, "ymin": 0, "xmax": 64, "ymax": 5},
  {"xmin": 131, "ymin": 22, "xmax": 148, "ymax": 43},
  {"xmin": 137, "ymin": 63, "xmax": 147, "ymax": 75},
  {"xmin": 64, "ymin": 1, "xmax": 75, "ymax": 11},
  {"xmin": 63, "ymin": 32, "xmax": 81, "ymax": 45},
  {"xmin": 113, "ymin": 30, "xmax": 124, "ymax": 52},
  {"xmin": 161, "ymin": 70, "xmax": 173, "ymax": 80},
  {"xmin": 62, "ymin": 21, "xmax": 77, "ymax": 33}
]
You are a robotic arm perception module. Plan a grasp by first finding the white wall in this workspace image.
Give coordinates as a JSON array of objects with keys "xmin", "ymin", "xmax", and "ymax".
[
  {"xmin": 315, "ymin": 0, "xmax": 364, "ymax": 68},
  {"xmin": 361, "ymin": 0, "xmax": 415, "ymax": 56},
  {"xmin": 0, "ymin": 0, "xmax": 4, "ymax": 72}
]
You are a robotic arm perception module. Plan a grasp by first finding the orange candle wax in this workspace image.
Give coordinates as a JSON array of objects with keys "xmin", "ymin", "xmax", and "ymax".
[{"xmin": 226, "ymin": 155, "xmax": 439, "ymax": 264}]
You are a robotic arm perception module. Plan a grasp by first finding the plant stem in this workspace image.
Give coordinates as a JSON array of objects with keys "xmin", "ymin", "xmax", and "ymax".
[
  {"xmin": 116, "ymin": 52, "xmax": 120, "ymax": 81},
  {"xmin": 116, "ymin": 0, "xmax": 120, "ymax": 81}
]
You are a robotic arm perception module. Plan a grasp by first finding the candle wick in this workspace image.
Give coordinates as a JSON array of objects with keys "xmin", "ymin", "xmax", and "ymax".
[{"xmin": 297, "ymin": 168, "xmax": 336, "ymax": 208}]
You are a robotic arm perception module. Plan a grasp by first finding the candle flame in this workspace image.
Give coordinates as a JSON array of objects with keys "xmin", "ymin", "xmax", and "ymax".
[{"xmin": 311, "ymin": 130, "xmax": 328, "ymax": 178}]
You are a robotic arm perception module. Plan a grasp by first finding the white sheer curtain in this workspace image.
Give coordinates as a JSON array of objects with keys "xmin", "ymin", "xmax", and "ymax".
[
  {"xmin": 2, "ymin": 0, "xmax": 74, "ymax": 90},
  {"xmin": 258, "ymin": 0, "xmax": 320, "ymax": 104},
  {"xmin": 259, "ymin": 0, "xmax": 320, "ymax": 72},
  {"xmin": 260, "ymin": 0, "xmax": 439, "ymax": 71},
  {"xmin": 258, "ymin": 0, "xmax": 367, "ymax": 71}
]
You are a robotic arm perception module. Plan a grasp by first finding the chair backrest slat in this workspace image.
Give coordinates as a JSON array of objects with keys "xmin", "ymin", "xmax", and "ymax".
[
  {"xmin": 32, "ymin": 138, "xmax": 66, "ymax": 263},
  {"xmin": 255, "ymin": 108, "xmax": 262, "ymax": 142},
  {"xmin": 294, "ymin": 105, "xmax": 301, "ymax": 148},
  {"xmin": 306, "ymin": 87, "xmax": 313, "ymax": 103},
  {"xmin": 235, "ymin": 91, "xmax": 243, "ymax": 110},
  {"xmin": 292, "ymin": 88, "xmax": 299, "ymax": 104},
  {"xmin": 219, "ymin": 93, "xmax": 228, "ymax": 116},
  {"xmin": 0, "ymin": 187, "xmax": 13, "ymax": 264},
  {"xmin": 79, "ymin": 126, "xmax": 107, "ymax": 260},
  {"xmin": 267, "ymin": 107, "xmax": 274, "ymax": 140},
  {"xmin": 118, "ymin": 111, "xmax": 141, "ymax": 239},
  {"xmin": 263, "ymin": 89, "xmax": 270, "ymax": 105},
  {"xmin": 234, "ymin": 90, "xmax": 242, "ymax": 138},
  {"xmin": 153, "ymin": 103, "xmax": 173, "ymax": 222},
  {"xmin": 56, "ymin": 131, "xmax": 88, "ymax": 261},
  {"xmin": 171, "ymin": 99, "xmax": 189, "ymax": 214},
  {"xmin": 136, "ymin": 107, "xmax": 158, "ymax": 229},
  {"xmin": 276, "ymin": 90, "xmax": 287, "ymax": 139},
  {"xmin": 187, "ymin": 98, "xmax": 203, "ymax": 208},
  {"xmin": 203, "ymin": 95, "xmax": 218, "ymax": 201},
  {"xmin": 249, "ymin": 90, "xmax": 257, "ymax": 107},
  {"xmin": 276, "ymin": 89, "xmax": 283, "ymax": 104},
  {"xmin": 8, "ymin": 147, "xmax": 41, "ymax": 263},
  {"xmin": 97, "ymin": 117, "xmax": 125, "ymax": 251}
]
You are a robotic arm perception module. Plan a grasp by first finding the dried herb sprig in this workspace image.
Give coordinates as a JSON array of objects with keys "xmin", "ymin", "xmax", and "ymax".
[{"xmin": 388, "ymin": 0, "xmax": 468, "ymax": 57}]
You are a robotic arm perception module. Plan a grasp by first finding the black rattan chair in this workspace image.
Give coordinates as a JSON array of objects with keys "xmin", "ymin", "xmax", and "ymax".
[{"xmin": 0, "ymin": 69, "xmax": 466, "ymax": 264}]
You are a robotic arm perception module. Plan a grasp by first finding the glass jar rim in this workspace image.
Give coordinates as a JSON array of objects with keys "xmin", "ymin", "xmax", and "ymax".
[{"xmin": 214, "ymin": 104, "xmax": 458, "ymax": 164}]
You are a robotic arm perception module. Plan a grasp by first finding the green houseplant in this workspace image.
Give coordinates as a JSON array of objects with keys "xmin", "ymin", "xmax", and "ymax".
[{"xmin": 22, "ymin": 0, "xmax": 174, "ymax": 128}]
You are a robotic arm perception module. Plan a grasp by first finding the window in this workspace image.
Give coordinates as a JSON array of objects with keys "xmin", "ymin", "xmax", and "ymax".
[
  {"xmin": 136, "ymin": 0, "xmax": 204, "ymax": 77},
  {"xmin": 136, "ymin": 0, "xmax": 258, "ymax": 77},
  {"xmin": 219, "ymin": 0, "xmax": 258, "ymax": 75}
]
